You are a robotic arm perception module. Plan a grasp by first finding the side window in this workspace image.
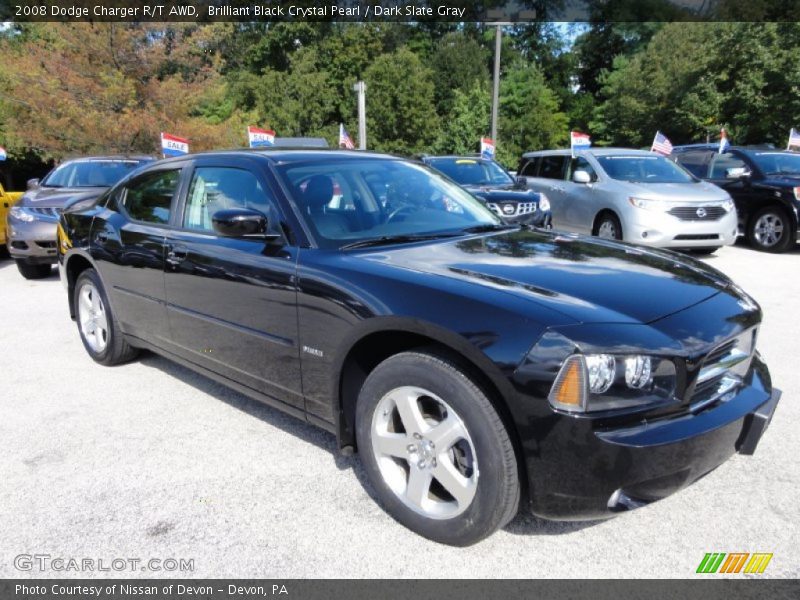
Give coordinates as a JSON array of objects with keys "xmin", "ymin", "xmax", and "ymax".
[
  {"xmin": 568, "ymin": 157, "xmax": 596, "ymax": 181},
  {"xmin": 120, "ymin": 170, "xmax": 180, "ymax": 224},
  {"xmin": 675, "ymin": 151, "xmax": 712, "ymax": 178},
  {"xmin": 519, "ymin": 158, "xmax": 539, "ymax": 177},
  {"xmin": 183, "ymin": 167, "xmax": 277, "ymax": 232},
  {"xmin": 709, "ymin": 153, "xmax": 747, "ymax": 179},
  {"xmin": 537, "ymin": 155, "xmax": 567, "ymax": 180}
]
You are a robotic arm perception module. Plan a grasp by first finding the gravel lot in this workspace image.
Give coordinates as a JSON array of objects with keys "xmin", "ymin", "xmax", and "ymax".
[{"xmin": 1, "ymin": 241, "xmax": 798, "ymax": 579}]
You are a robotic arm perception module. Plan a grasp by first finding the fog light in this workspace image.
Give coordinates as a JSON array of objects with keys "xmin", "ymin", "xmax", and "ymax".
[
  {"xmin": 642, "ymin": 232, "xmax": 648, "ymax": 238},
  {"xmin": 586, "ymin": 354, "xmax": 615, "ymax": 393},
  {"xmin": 625, "ymin": 355, "xmax": 652, "ymax": 389}
]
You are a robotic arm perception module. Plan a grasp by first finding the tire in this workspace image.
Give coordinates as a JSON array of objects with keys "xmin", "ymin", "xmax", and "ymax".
[
  {"xmin": 74, "ymin": 268, "xmax": 138, "ymax": 366},
  {"xmin": 747, "ymin": 207, "xmax": 794, "ymax": 253},
  {"xmin": 594, "ymin": 213, "xmax": 623, "ymax": 240},
  {"xmin": 16, "ymin": 260, "xmax": 52, "ymax": 279},
  {"xmin": 355, "ymin": 350, "xmax": 520, "ymax": 546}
]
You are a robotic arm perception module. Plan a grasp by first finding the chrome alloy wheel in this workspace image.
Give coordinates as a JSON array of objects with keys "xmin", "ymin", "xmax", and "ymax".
[
  {"xmin": 370, "ymin": 386, "xmax": 478, "ymax": 519},
  {"xmin": 77, "ymin": 282, "xmax": 109, "ymax": 353},
  {"xmin": 597, "ymin": 220, "xmax": 618, "ymax": 239},
  {"xmin": 753, "ymin": 212, "xmax": 784, "ymax": 248}
]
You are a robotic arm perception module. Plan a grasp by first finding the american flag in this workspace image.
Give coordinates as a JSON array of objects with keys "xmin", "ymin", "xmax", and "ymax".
[
  {"xmin": 788, "ymin": 128, "xmax": 800, "ymax": 150},
  {"xmin": 651, "ymin": 131, "xmax": 673, "ymax": 155},
  {"xmin": 339, "ymin": 124, "xmax": 355, "ymax": 149}
]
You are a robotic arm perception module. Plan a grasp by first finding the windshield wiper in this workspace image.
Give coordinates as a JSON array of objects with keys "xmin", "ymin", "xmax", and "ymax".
[
  {"xmin": 460, "ymin": 224, "xmax": 520, "ymax": 234},
  {"xmin": 340, "ymin": 232, "xmax": 461, "ymax": 250}
]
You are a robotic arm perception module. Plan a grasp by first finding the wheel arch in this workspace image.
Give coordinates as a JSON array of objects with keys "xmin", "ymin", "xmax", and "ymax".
[
  {"xmin": 332, "ymin": 318, "xmax": 526, "ymax": 491},
  {"xmin": 64, "ymin": 251, "xmax": 97, "ymax": 319},
  {"xmin": 592, "ymin": 208, "xmax": 622, "ymax": 236}
]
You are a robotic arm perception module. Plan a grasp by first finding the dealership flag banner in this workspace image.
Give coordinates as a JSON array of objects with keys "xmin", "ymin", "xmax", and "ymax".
[
  {"xmin": 788, "ymin": 128, "xmax": 800, "ymax": 150},
  {"xmin": 719, "ymin": 128, "xmax": 730, "ymax": 154},
  {"xmin": 161, "ymin": 132, "xmax": 189, "ymax": 157},
  {"xmin": 248, "ymin": 126, "xmax": 275, "ymax": 148},
  {"xmin": 570, "ymin": 131, "xmax": 591, "ymax": 157},
  {"xmin": 651, "ymin": 131, "xmax": 673, "ymax": 155},
  {"xmin": 0, "ymin": 146, "xmax": 6, "ymax": 161},
  {"xmin": 339, "ymin": 123, "xmax": 355, "ymax": 149},
  {"xmin": 480, "ymin": 137, "xmax": 496, "ymax": 159}
]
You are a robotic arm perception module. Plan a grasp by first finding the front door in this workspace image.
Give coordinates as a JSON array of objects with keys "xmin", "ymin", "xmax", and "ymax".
[
  {"xmin": 163, "ymin": 160, "xmax": 303, "ymax": 409},
  {"xmin": 562, "ymin": 156, "xmax": 598, "ymax": 234}
]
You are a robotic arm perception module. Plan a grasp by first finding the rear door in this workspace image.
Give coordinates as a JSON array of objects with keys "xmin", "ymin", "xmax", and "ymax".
[{"xmin": 162, "ymin": 157, "xmax": 303, "ymax": 409}]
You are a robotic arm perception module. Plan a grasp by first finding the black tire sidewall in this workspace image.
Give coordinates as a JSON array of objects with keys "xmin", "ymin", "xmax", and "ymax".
[
  {"xmin": 74, "ymin": 269, "xmax": 115, "ymax": 363},
  {"xmin": 16, "ymin": 260, "xmax": 52, "ymax": 279},
  {"xmin": 355, "ymin": 353, "xmax": 517, "ymax": 546}
]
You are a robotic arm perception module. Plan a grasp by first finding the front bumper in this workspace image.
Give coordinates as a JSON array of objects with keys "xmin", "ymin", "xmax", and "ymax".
[
  {"xmin": 6, "ymin": 216, "xmax": 58, "ymax": 264},
  {"xmin": 522, "ymin": 354, "xmax": 778, "ymax": 520},
  {"xmin": 624, "ymin": 208, "xmax": 738, "ymax": 249}
]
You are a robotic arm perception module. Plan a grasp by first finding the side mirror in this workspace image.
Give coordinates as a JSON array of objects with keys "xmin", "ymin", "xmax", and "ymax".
[
  {"xmin": 211, "ymin": 208, "xmax": 277, "ymax": 239},
  {"xmin": 515, "ymin": 176, "xmax": 528, "ymax": 188},
  {"xmin": 572, "ymin": 170, "xmax": 592, "ymax": 184},
  {"xmin": 726, "ymin": 167, "xmax": 750, "ymax": 179},
  {"xmin": 27, "ymin": 178, "xmax": 40, "ymax": 190}
]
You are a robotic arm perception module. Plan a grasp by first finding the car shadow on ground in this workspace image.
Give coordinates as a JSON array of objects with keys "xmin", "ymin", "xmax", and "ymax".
[{"xmin": 139, "ymin": 352, "xmax": 601, "ymax": 538}]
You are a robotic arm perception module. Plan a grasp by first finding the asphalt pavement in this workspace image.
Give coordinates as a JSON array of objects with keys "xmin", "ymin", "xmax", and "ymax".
[{"xmin": 0, "ymin": 241, "xmax": 797, "ymax": 578}]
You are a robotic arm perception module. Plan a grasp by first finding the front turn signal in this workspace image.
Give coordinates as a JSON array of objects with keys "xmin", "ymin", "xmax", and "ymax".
[{"xmin": 548, "ymin": 354, "xmax": 587, "ymax": 412}]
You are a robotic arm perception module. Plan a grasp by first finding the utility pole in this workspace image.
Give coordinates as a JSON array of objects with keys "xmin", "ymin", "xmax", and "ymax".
[
  {"xmin": 491, "ymin": 23, "xmax": 510, "ymax": 144},
  {"xmin": 353, "ymin": 81, "xmax": 367, "ymax": 150}
]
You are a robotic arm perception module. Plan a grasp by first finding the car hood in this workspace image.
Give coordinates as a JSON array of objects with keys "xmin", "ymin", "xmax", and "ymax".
[
  {"xmin": 472, "ymin": 189, "xmax": 542, "ymax": 203},
  {"xmin": 622, "ymin": 180, "xmax": 729, "ymax": 202},
  {"xmin": 20, "ymin": 186, "xmax": 109, "ymax": 208},
  {"xmin": 358, "ymin": 230, "xmax": 731, "ymax": 324}
]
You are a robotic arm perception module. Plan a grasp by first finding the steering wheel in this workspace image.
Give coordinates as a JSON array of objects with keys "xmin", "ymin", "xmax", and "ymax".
[{"xmin": 385, "ymin": 205, "xmax": 416, "ymax": 224}]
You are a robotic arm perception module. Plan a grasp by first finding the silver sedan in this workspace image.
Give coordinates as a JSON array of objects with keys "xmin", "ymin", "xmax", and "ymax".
[{"xmin": 518, "ymin": 148, "xmax": 738, "ymax": 253}]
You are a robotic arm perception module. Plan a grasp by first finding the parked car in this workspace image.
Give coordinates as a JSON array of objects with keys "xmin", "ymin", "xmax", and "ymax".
[
  {"xmin": 0, "ymin": 181, "xmax": 24, "ymax": 252},
  {"xmin": 7, "ymin": 155, "xmax": 153, "ymax": 279},
  {"xmin": 421, "ymin": 155, "xmax": 551, "ymax": 227},
  {"xmin": 58, "ymin": 150, "xmax": 779, "ymax": 545},
  {"xmin": 517, "ymin": 149, "xmax": 738, "ymax": 254},
  {"xmin": 672, "ymin": 144, "xmax": 800, "ymax": 252}
]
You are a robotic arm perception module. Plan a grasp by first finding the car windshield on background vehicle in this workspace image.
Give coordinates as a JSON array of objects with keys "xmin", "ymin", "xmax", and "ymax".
[
  {"xmin": 597, "ymin": 154, "xmax": 696, "ymax": 184},
  {"xmin": 42, "ymin": 159, "xmax": 145, "ymax": 188},
  {"xmin": 749, "ymin": 151, "xmax": 800, "ymax": 176},
  {"xmin": 277, "ymin": 158, "xmax": 503, "ymax": 249},
  {"xmin": 427, "ymin": 158, "xmax": 515, "ymax": 186}
]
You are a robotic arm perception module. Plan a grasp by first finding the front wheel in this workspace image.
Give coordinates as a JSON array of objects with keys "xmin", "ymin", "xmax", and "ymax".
[
  {"xmin": 16, "ymin": 260, "xmax": 52, "ymax": 279},
  {"xmin": 747, "ymin": 207, "xmax": 794, "ymax": 253},
  {"xmin": 594, "ymin": 213, "xmax": 623, "ymax": 240},
  {"xmin": 74, "ymin": 268, "xmax": 138, "ymax": 366},
  {"xmin": 355, "ymin": 351, "xmax": 520, "ymax": 546}
]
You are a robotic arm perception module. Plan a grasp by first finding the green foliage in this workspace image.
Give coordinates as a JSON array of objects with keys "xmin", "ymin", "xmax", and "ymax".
[
  {"xmin": 430, "ymin": 33, "xmax": 489, "ymax": 115},
  {"xmin": 433, "ymin": 83, "xmax": 492, "ymax": 155}
]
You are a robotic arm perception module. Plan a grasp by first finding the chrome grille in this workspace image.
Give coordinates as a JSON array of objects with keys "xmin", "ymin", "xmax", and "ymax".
[
  {"xmin": 668, "ymin": 206, "xmax": 726, "ymax": 221},
  {"xmin": 690, "ymin": 328, "xmax": 757, "ymax": 411},
  {"xmin": 486, "ymin": 201, "xmax": 537, "ymax": 217}
]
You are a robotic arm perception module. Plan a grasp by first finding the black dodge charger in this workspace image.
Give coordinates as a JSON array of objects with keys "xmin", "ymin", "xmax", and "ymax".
[{"xmin": 58, "ymin": 150, "xmax": 780, "ymax": 545}]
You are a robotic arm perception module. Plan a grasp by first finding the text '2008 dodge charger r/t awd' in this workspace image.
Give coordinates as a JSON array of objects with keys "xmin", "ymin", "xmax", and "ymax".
[{"xmin": 57, "ymin": 150, "xmax": 780, "ymax": 545}]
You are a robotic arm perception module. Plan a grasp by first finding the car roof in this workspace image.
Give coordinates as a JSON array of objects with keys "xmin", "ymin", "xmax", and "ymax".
[
  {"xmin": 521, "ymin": 148, "xmax": 659, "ymax": 158},
  {"xmin": 422, "ymin": 155, "xmax": 491, "ymax": 161},
  {"xmin": 150, "ymin": 148, "xmax": 401, "ymax": 167},
  {"xmin": 672, "ymin": 144, "xmax": 783, "ymax": 153},
  {"xmin": 60, "ymin": 155, "xmax": 155, "ymax": 163}
]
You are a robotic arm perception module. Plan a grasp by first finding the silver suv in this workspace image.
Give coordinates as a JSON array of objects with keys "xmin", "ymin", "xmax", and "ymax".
[{"xmin": 517, "ymin": 148, "xmax": 738, "ymax": 253}]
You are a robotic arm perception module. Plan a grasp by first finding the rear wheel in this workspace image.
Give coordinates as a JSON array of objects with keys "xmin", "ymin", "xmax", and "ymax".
[
  {"xmin": 595, "ymin": 213, "xmax": 623, "ymax": 240},
  {"xmin": 74, "ymin": 269, "xmax": 138, "ymax": 365},
  {"xmin": 747, "ymin": 207, "xmax": 794, "ymax": 253},
  {"xmin": 16, "ymin": 260, "xmax": 52, "ymax": 279},
  {"xmin": 355, "ymin": 350, "xmax": 519, "ymax": 546}
]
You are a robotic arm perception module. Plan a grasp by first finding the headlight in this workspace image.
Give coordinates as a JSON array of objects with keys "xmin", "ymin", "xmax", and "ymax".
[
  {"xmin": 629, "ymin": 197, "xmax": 669, "ymax": 211},
  {"xmin": 9, "ymin": 206, "xmax": 36, "ymax": 222},
  {"xmin": 548, "ymin": 353, "xmax": 677, "ymax": 413},
  {"xmin": 537, "ymin": 193, "xmax": 551, "ymax": 212},
  {"xmin": 721, "ymin": 198, "xmax": 735, "ymax": 213}
]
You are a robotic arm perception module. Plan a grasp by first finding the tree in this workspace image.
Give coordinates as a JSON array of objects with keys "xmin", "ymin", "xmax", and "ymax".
[
  {"xmin": 430, "ymin": 33, "xmax": 489, "ymax": 115},
  {"xmin": 364, "ymin": 48, "xmax": 439, "ymax": 154},
  {"xmin": 433, "ymin": 83, "xmax": 492, "ymax": 155}
]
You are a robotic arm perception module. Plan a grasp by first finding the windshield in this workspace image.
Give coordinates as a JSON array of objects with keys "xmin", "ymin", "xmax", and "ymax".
[
  {"xmin": 596, "ymin": 155, "xmax": 696, "ymax": 183},
  {"xmin": 277, "ymin": 158, "xmax": 502, "ymax": 250},
  {"xmin": 750, "ymin": 152, "xmax": 800, "ymax": 176},
  {"xmin": 427, "ymin": 158, "xmax": 514, "ymax": 186},
  {"xmin": 42, "ymin": 159, "xmax": 147, "ymax": 188}
]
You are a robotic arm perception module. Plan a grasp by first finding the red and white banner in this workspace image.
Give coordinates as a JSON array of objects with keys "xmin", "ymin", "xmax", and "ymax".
[
  {"xmin": 248, "ymin": 126, "xmax": 275, "ymax": 148},
  {"xmin": 161, "ymin": 132, "xmax": 189, "ymax": 157}
]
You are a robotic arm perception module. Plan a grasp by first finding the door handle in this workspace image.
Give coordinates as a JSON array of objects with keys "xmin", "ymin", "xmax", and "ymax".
[{"xmin": 166, "ymin": 245, "xmax": 188, "ymax": 266}]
